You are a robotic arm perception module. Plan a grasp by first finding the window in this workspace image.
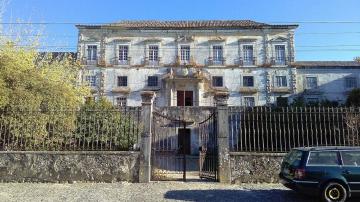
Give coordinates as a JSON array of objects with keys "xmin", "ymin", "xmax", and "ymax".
[
  {"xmin": 275, "ymin": 45, "xmax": 285, "ymax": 65},
  {"xmin": 212, "ymin": 46, "xmax": 223, "ymax": 62},
  {"xmin": 180, "ymin": 45, "xmax": 190, "ymax": 62},
  {"xmin": 212, "ymin": 76, "xmax": 223, "ymax": 87},
  {"xmin": 116, "ymin": 97, "xmax": 127, "ymax": 107},
  {"xmin": 243, "ymin": 45, "xmax": 254, "ymax": 65},
  {"xmin": 243, "ymin": 76, "xmax": 254, "ymax": 87},
  {"xmin": 148, "ymin": 76, "xmax": 158, "ymax": 87},
  {"xmin": 87, "ymin": 45, "xmax": 97, "ymax": 61},
  {"xmin": 306, "ymin": 77, "xmax": 318, "ymax": 89},
  {"xmin": 149, "ymin": 45, "xmax": 159, "ymax": 61},
  {"xmin": 244, "ymin": 97, "xmax": 255, "ymax": 107},
  {"xmin": 341, "ymin": 151, "xmax": 360, "ymax": 166},
  {"xmin": 345, "ymin": 77, "xmax": 357, "ymax": 88},
  {"xmin": 307, "ymin": 151, "xmax": 339, "ymax": 166},
  {"xmin": 275, "ymin": 76, "xmax": 287, "ymax": 87},
  {"xmin": 117, "ymin": 76, "xmax": 128, "ymax": 87},
  {"xmin": 119, "ymin": 45, "xmax": 129, "ymax": 61},
  {"xmin": 283, "ymin": 150, "xmax": 303, "ymax": 167},
  {"xmin": 85, "ymin": 75, "xmax": 96, "ymax": 87}
]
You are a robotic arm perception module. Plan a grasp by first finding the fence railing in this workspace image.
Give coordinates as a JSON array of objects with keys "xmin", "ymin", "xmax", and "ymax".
[
  {"xmin": 0, "ymin": 107, "xmax": 142, "ymax": 151},
  {"xmin": 229, "ymin": 107, "xmax": 360, "ymax": 153}
]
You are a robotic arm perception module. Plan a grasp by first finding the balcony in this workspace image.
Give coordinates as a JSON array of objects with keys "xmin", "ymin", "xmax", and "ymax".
[
  {"xmin": 270, "ymin": 87, "xmax": 291, "ymax": 93},
  {"xmin": 270, "ymin": 56, "xmax": 293, "ymax": 66},
  {"xmin": 112, "ymin": 57, "xmax": 131, "ymax": 66},
  {"xmin": 207, "ymin": 57, "xmax": 226, "ymax": 66},
  {"xmin": 111, "ymin": 87, "xmax": 131, "ymax": 94},
  {"xmin": 239, "ymin": 87, "xmax": 258, "ymax": 94},
  {"xmin": 238, "ymin": 57, "xmax": 257, "ymax": 67},
  {"xmin": 81, "ymin": 58, "xmax": 98, "ymax": 66},
  {"xmin": 145, "ymin": 57, "xmax": 161, "ymax": 67}
]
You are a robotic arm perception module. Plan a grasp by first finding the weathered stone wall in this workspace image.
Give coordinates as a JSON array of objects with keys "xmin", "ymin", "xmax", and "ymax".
[
  {"xmin": 230, "ymin": 152, "xmax": 285, "ymax": 183},
  {"xmin": 0, "ymin": 151, "xmax": 139, "ymax": 183}
]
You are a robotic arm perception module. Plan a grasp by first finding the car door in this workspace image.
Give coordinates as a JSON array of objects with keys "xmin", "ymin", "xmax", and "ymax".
[{"xmin": 340, "ymin": 150, "xmax": 360, "ymax": 191}]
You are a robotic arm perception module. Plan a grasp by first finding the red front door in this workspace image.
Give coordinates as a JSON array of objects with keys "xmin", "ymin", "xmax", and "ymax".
[{"xmin": 177, "ymin": 91, "xmax": 193, "ymax": 106}]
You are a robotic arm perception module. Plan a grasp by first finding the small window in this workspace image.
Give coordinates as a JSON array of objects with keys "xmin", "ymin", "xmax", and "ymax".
[
  {"xmin": 116, "ymin": 97, "xmax": 127, "ymax": 107},
  {"xmin": 180, "ymin": 45, "xmax": 190, "ymax": 62},
  {"xmin": 306, "ymin": 77, "xmax": 318, "ymax": 89},
  {"xmin": 119, "ymin": 45, "xmax": 129, "ymax": 61},
  {"xmin": 149, "ymin": 45, "xmax": 159, "ymax": 61},
  {"xmin": 307, "ymin": 151, "xmax": 339, "ymax": 166},
  {"xmin": 148, "ymin": 76, "xmax": 158, "ymax": 87},
  {"xmin": 117, "ymin": 76, "xmax": 128, "ymax": 87},
  {"xmin": 342, "ymin": 151, "xmax": 360, "ymax": 166},
  {"xmin": 87, "ymin": 45, "xmax": 97, "ymax": 61},
  {"xmin": 275, "ymin": 45, "xmax": 285, "ymax": 65},
  {"xmin": 275, "ymin": 76, "xmax": 287, "ymax": 87},
  {"xmin": 212, "ymin": 76, "xmax": 223, "ymax": 87},
  {"xmin": 244, "ymin": 97, "xmax": 255, "ymax": 107},
  {"xmin": 345, "ymin": 77, "xmax": 357, "ymax": 89},
  {"xmin": 243, "ymin": 76, "xmax": 254, "ymax": 87},
  {"xmin": 85, "ymin": 75, "xmax": 96, "ymax": 87},
  {"xmin": 213, "ymin": 46, "xmax": 223, "ymax": 61}
]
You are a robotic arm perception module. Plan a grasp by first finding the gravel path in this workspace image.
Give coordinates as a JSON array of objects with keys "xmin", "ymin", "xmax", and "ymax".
[{"xmin": 0, "ymin": 181, "xmax": 357, "ymax": 202}]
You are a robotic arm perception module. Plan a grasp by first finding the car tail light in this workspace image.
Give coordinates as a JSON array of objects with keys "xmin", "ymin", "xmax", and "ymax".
[{"xmin": 294, "ymin": 169, "xmax": 305, "ymax": 179}]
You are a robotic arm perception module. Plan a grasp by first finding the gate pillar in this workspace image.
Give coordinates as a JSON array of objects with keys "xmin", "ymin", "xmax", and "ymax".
[
  {"xmin": 139, "ymin": 91, "xmax": 155, "ymax": 183},
  {"xmin": 215, "ymin": 92, "xmax": 231, "ymax": 183}
]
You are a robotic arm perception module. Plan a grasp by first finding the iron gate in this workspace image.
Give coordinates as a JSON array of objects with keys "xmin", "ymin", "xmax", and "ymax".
[{"xmin": 199, "ymin": 112, "xmax": 218, "ymax": 181}]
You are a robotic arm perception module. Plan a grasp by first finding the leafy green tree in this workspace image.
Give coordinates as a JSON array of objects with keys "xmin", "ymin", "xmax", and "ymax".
[{"xmin": 346, "ymin": 88, "xmax": 360, "ymax": 107}]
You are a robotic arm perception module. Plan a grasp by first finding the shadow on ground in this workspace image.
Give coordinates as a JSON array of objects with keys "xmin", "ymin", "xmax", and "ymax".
[{"xmin": 164, "ymin": 189, "xmax": 359, "ymax": 202}]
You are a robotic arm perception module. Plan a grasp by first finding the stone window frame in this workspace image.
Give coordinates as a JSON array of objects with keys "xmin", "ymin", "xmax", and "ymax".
[
  {"xmin": 115, "ymin": 96, "xmax": 127, "ymax": 107},
  {"xmin": 208, "ymin": 40, "xmax": 226, "ymax": 65},
  {"xmin": 273, "ymin": 75, "xmax": 288, "ymax": 88},
  {"xmin": 241, "ymin": 74, "xmax": 256, "ymax": 87},
  {"xmin": 117, "ymin": 76, "xmax": 128, "ymax": 87},
  {"xmin": 116, "ymin": 42, "xmax": 131, "ymax": 63},
  {"xmin": 304, "ymin": 75, "xmax": 319, "ymax": 90},
  {"xmin": 147, "ymin": 76, "xmax": 159, "ymax": 87},
  {"xmin": 238, "ymin": 39, "xmax": 258, "ymax": 66},
  {"xmin": 269, "ymin": 37, "xmax": 288, "ymax": 66},
  {"xmin": 84, "ymin": 43, "xmax": 100, "ymax": 61}
]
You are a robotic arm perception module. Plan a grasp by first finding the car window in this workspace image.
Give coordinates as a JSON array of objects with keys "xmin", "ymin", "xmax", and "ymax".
[
  {"xmin": 307, "ymin": 151, "xmax": 339, "ymax": 166},
  {"xmin": 283, "ymin": 150, "xmax": 303, "ymax": 167},
  {"xmin": 341, "ymin": 151, "xmax": 360, "ymax": 166}
]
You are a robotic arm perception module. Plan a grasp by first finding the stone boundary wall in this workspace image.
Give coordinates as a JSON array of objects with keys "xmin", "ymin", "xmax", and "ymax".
[
  {"xmin": 0, "ymin": 151, "xmax": 140, "ymax": 183},
  {"xmin": 230, "ymin": 152, "xmax": 286, "ymax": 184}
]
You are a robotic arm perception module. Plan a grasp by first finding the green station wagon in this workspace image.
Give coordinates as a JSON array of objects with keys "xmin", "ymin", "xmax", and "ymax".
[{"xmin": 279, "ymin": 147, "xmax": 360, "ymax": 202}]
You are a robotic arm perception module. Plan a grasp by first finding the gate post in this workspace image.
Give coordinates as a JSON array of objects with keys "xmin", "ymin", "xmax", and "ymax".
[
  {"xmin": 215, "ymin": 92, "xmax": 231, "ymax": 183},
  {"xmin": 139, "ymin": 91, "xmax": 155, "ymax": 183}
]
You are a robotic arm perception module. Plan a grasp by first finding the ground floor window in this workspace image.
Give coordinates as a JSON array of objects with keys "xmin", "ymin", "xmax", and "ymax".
[
  {"xmin": 116, "ymin": 97, "xmax": 127, "ymax": 107},
  {"xmin": 243, "ymin": 97, "xmax": 255, "ymax": 107}
]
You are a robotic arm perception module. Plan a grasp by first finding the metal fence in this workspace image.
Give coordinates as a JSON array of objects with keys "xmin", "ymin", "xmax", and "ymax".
[
  {"xmin": 0, "ymin": 107, "xmax": 142, "ymax": 151},
  {"xmin": 229, "ymin": 107, "xmax": 360, "ymax": 153}
]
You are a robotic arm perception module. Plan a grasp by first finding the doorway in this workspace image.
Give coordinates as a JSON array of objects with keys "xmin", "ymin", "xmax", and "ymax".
[{"xmin": 178, "ymin": 128, "xmax": 191, "ymax": 155}]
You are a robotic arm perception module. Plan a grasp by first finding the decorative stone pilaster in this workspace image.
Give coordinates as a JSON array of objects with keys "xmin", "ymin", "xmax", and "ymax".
[{"xmin": 139, "ymin": 91, "xmax": 155, "ymax": 183}]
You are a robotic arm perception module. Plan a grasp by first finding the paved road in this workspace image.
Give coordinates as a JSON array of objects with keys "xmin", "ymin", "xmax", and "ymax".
[{"xmin": 0, "ymin": 181, "xmax": 358, "ymax": 202}]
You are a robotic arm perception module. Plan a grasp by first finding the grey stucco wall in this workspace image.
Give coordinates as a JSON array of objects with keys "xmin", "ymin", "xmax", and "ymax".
[
  {"xmin": 230, "ymin": 152, "xmax": 285, "ymax": 183},
  {"xmin": 0, "ymin": 151, "xmax": 139, "ymax": 183}
]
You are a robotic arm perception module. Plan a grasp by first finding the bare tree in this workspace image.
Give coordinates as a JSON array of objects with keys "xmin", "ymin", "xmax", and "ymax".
[{"xmin": 345, "ymin": 109, "xmax": 360, "ymax": 146}]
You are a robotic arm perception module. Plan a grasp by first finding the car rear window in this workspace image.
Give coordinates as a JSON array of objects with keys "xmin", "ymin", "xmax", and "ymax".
[
  {"xmin": 284, "ymin": 150, "xmax": 303, "ymax": 167},
  {"xmin": 307, "ymin": 151, "xmax": 339, "ymax": 166},
  {"xmin": 341, "ymin": 151, "xmax": 360, "ymax": 166}
]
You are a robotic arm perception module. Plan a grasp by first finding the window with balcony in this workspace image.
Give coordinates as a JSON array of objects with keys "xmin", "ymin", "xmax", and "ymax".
[
  {"xmin": 244, "ymin": 97, "xmax": 255, "ymax": 107},
  {"xmin": 345, "ymin": 77, "xmax": 357, "ymax": 89},
  {"xmin": 149, "ymin": 45, "xmax": 159, "ymax": 61},
  {"xmin": 243, "ymin": 76, "xmax": 254, "ymax": 87},
  {"xmin": 275, "ymin": 76, "xmax": 287, "ymax": 87},
  {"xmin": 85, "ymin": 75, "xmax": 96, "ymax": 87},
  {"xmin": 305, "ymin": 77, "xmax": 318, "ymax": 89},
  {"xmin": 117, "ymin": 76, "xmax": 128, "ymax": 87},
  {"xmin": 212, "ymin": 76, "xmax": 223, "ymax": 87},
  {"xmin": 243, "ymin": 45, "xmax": 254, "ymax": 65},
  {"xmin": 148, "ymin": 76, "xmax": 158, "ymax": 87},
  {"xmin": 118, "ymin": 45, "xmax": 129, "ymax": 65},
  {"xmin": 180, "ymin": 45, "xmax": 190, "ymax": 63},
  {"xmin": 275, "ymin": 45, "xmax": 286, "ymax": 65},
  {"xmin": 116, "ymin": 97, "xmax": 127, "ymax": 107},
  {"xmin": 87, "ymin": 45, "xmax": 97, "ymax": 61},
  {"xmin": 212, "ymin": 45, "xmax": 223, "ymax": 64}
]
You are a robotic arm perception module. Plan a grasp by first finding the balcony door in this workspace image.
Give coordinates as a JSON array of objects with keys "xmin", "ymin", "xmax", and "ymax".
[{"xmin": 177, "ymin": 91, "xmax": 193, "ymax": 106}]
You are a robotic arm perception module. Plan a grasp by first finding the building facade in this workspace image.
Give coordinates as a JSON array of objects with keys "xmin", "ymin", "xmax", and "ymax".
[{"xmin": 76, "ymin": 20, "xmax": 360, "ymax": 107}]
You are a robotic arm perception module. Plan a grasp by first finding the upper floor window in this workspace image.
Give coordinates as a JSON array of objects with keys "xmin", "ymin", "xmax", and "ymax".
[
  {"xmin": 85, "ymin": 75, "xmax": 96, "ymax": 87},
  {"xmin": 345, "ymin": 77, "xmax": 357, "ymax": 88},
  {"xmin": 149, "ymin": 45, "xmax": 159, "ymax": 61},
  {"xmin": 305, "ymin": 77, "xmax": 318, "ymax": 89},
  {"xmin": 244, "ymin": 97, "xmax": 255, "ymax": 107},
  {"xmin": 212, "ymin": 46, "xmax": 223, "ymax": 62},
  {"xmin": 117, "ymin": 76, "xmax": 128, "ymax": 87},
  {"xmin": 180, "ymin": 45, "xmax": 190, "ymax": 62},
  {"xmin": 148, "ymin": 76, "xmax": 158, "ymax": 87},
  {"xmin": 275, "ymin": 45, "xmax": 286, "ymax": 65},
  {"xmin": 116, "ymin": 97, "xmax": 127, "ymax": 107},
  {"xmin": 87, "ymin": 45, "xmax": 97, "ymax": 61},
  {"xmin": 119, "ymin": 45, "xmax": 129, "ymax": 61},
  {"xmin": 243, "ymin": 76, "xmax": 254, "ymax": 87},
  {"xmin": 243, "ymin": 45, "xmax": 254, "ymax": 65},
  {"xmin": 275, "ymin": 76, "xmax": 287, "ymax": 87},
  {"xmin": 212, "ymin": 76, "xmax": 223, "ymax": 87}
]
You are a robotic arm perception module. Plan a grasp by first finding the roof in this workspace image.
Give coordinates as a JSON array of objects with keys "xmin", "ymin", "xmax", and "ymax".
[
  {"xmin": 76, "ymin": 20, "xmax": 298, "ymax": 30},
  {"xmin": 293, "ymin": 146, "xmax": 360, "ymax": 151},
  {"xmin": 292, "ymin": 61, "xmax": 360, "ymax": 68}
]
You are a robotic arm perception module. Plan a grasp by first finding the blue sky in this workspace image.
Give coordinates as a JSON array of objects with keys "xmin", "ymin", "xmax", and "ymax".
[{"xmin": 2, "ymin": 0, "xmax": 360, "ymax": 61}]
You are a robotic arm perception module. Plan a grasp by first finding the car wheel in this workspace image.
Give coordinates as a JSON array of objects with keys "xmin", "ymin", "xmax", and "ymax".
[{"xmin": 322, "ymin": 182, "xmax": 347, "ymax": 202}]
